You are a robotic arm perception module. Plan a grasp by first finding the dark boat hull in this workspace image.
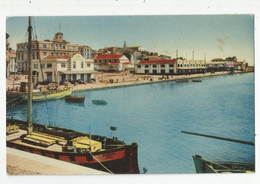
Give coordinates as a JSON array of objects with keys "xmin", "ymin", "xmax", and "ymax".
[
  {"xmin": 6, "ymin": 119, "xmax": 139, "ymax": 174},
  {"xmin": 65, "ymin": 96, "xmax": 85, "ymax": 103}
]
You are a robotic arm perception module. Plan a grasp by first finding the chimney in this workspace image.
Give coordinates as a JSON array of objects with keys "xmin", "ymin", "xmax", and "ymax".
[
  {"xmin": 192, "ymin": 51, "xmax": 194, "ymax": 60},
  {"xmin": 176, "ymin": 49, "xmax": 178, "ymax": 59}
]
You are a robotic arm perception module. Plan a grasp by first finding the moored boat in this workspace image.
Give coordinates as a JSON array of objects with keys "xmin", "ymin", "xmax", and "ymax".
[
  {"xmin": 192, "ymin": 155, "xmax": 254, "ymax": 173},
  {"xmin": 65, "ymin": 95, "xmax": 85, "ymax": 103},
  {"xmin": 92, "ymin": 100, "xmax": 107, "ymax": 105},
  {"xmin": 21, "ymin": 87, "xmax": 72, "ymax": 102},
  {"xmin": 192, "ymin": 79, "xmax": 202, "ymax": 82},
  {"xmin": 6, "ymin": 118, "xmax": 139, "ymax": 174}
]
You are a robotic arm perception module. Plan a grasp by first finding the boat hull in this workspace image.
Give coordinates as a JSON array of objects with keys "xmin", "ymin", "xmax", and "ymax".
[
  {"xmin": 192, "ymin": 155, "xmax": 254, "ymax": 173},
  {"xmin": 22, "ymin": 88, "xmax": 72, "ymax": 102},
  {"xmin": 6, "ymin": 119, "xmax": 139, "ymax": 174},
  {"xmin": 65, "ymin": 96, "xmax": 85, "ymax": 103}
]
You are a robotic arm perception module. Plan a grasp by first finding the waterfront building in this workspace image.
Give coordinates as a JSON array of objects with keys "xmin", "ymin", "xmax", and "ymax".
[
  {"xmin": 211, "ymin": 57, "xmax": 235, "ymax": 71},
  {"xmin": 176, "ymin": 58, "xmax": 207, "ymax": 74},
  {"xmin": 234, "ymin": 60, "xmax": 247, "ymax": 71},
  {"xmin": 94, "ymin": 54, "xmax": 130, "ymax": 71},
  {"xmin": 16, "ymin": 32, "xmax": 93, "ymax": 73},
  {"xmin": 135, "ymin": 59, "xmax": 177, "ymax": 75},
  {"xmin": 206, "ymin": 60, "xmax": 226, "ymax": 72},
  {"xmin": 9, "ymin": 50, "xmax": 17, "ymax": 75},
  {"xmin": 32, "ymin": 53, "xmax": 94, "ymax": 84}
]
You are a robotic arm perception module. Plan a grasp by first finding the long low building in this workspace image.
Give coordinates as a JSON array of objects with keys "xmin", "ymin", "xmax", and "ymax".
[{"xmin": 135, "ymin": 59, "xmax": 177, "ymax": 75}]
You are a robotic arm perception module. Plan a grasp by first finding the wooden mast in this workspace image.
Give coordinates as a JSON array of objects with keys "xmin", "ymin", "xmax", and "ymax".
[{"xmin": 27, "ymin": 16, "xmax": 33, "ymax": 134}]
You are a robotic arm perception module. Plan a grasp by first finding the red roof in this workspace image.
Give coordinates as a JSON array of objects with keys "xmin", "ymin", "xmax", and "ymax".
[
  {"xmin": 43, "ymin": 55, "xmax": 72, "ymax": 60},
  {"xmin": 95, "ymin": 54, "xmax": 124, "ymax": 59},
  {"xmin": 139, "ymin": 59, "xmax": 176, "ymax": 64}
]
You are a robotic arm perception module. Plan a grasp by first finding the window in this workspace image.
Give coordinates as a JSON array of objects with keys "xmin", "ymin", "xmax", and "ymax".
[
  {"xmin": 61, "ymin": 63, "xmax": 66, "ymax": 68},
  {"xmin": 161, "ymin": 64, "xmax": 165, "ymax": 67},
  {"xmin": 34, "ymin": 64, "xmax": 38, "ymax": 69},
  {"xmin": 153, "ymin": 64, "xmax": 157, "ymax": 68},
  {"xmin": 55, "ymin": 44, "xmax": 58, "ymax": 49},
  {"xmin": 32, "ymin": 52, "xmax": 35, "ymax": 59},
  {"xmin": 81, "ymin": 62, "xmax": 84, "ymax": 68},
  {"xmin": 47, "ymin": 63, "xmax": 52, "ymax": 68},
  {"xmin": 137, "ymin": 65, "xmax": 141, "ymax": 68},
  {"xmin": 43, "ymin": 52, "xmax": 47, "ymax": 56},
  {"xmin": 63, "ymin": 45, "xmax": 65, "ymax": 49},
  {"xmin": 51, "ymin": 53, "xmax": 54, "ymax": 56},
  {"xmin": 87, "ymin": 63, "xmax": 91, "ymax": 67},
  {"xmin": 73, "ymin": 61, "xmax": 76, "ymax": 68},
  {"xmin": 169, "ymin": 64, "xmax": 174, "ymax": 67},
  {"xmin": 145, "ymin": 65, "xmax": 149, "ymax": 68},
  {"xmin": 43, "ymin": 44, "xmax": 46, "ymax": 49},
  {"xmin": 32, "ymin": 44, "xmax": 35, "ymax": 49},
  {"xmin": 41, "ymin": 64, "xmax": 45, "ymax": 68}
]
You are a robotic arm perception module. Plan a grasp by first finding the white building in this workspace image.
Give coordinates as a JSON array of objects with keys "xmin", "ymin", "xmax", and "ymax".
[
  {"xmin": 176, "ymin": 58, "xmax": 207, "ymax": 74},
  {"xmin": 135, "ymin": 59, "xmax": 177, "ymax": 75},
  {"xmin": 32, "ymin": 53, "xmax": 94, "ymax": 84}
]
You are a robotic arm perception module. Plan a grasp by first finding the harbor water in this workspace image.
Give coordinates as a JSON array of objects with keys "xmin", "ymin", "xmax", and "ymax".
[{"xmin": 7, "ymin": 73, "xmax": 255, "ymax": 174}]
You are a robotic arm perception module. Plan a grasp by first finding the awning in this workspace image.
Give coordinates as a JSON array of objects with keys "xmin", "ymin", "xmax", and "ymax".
[{"xmin": 59, "ymin": 70, "xmax": 93, "ymax": 75}]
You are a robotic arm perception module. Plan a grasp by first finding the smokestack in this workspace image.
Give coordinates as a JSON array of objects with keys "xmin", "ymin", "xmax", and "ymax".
[
  {"xmin": 192, "ymin": 51, "xmax": 194, "ymax": 60},
  {"xmin": 176, "ymin": 49, "xmax": 178, "ymax": 59}
]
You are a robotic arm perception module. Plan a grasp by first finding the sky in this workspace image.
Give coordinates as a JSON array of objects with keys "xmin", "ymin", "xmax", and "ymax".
[{"xmin": 6, "ymin": 15, "xmax": 254, "ymax": 65}]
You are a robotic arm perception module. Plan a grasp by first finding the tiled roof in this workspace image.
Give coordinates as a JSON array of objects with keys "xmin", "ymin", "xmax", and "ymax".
[
  {"xmin": 138, "ymin": 59, "xmax": 176, "ymax": 64},
  {"xmin": 95, "ymin": 54, "xmax": 124, "ymax": 59},
  {"xmin": 43, "ymin": 55, "xmax": 72, "ymax": 59}
]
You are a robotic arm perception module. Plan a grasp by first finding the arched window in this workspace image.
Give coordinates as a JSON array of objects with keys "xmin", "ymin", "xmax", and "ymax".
[
  {"xmin": 161, "ymin": 64, "xmax": 165, "ymax": 67},
  {"xmin": 137, "ymin": 65, "xmax": 141, "ymax": 68},
  {"xmin": 169, "ymin": 64, "xmax": 174, "ymax": 67},
  {"xmin": 153, "ymin": 64, "xmax": 157, "ymax": 68},
  {"xmin": 73, "ymin": 61, "xmax": 76, "ymax": 69},
  {"xmin": 145, "ymin": 65, "xmax": 149, "ymax": 68},
  {"xmin": 81, "ymin": 61, "xmax": 84, "ymax": 68},
  {"xmin": 184, "ymin": 64, "xmax": 186, "ymax": 67}
]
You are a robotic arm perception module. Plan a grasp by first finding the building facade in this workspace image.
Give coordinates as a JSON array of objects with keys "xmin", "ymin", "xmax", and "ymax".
[
  {"xmin": 176, "ymin": 58, "xmax": 207, "ymax": 74},
  {"xmin": 135, "ymin": 59, "xmax": 177, "ymax": 75},
  {"xmin": 16, "ymin": 32, "xmax": 93, "ymax": 73},
  {"xmin": 32, "ymin": 53, "xmax": 94, "ymax": 84},
  {"xmin": 94, "ymin": 54, "xmax": 130, "ymax": 71}
]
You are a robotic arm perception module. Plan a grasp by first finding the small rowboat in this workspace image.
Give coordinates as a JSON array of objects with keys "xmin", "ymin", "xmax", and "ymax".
[
  {"xmin": 65, "ymin": 95, "xmax": 85, "ymax": 103},
  {"xmin": 92, "ymin": 100, "xmax": 107, "ymax": 105},
  {"xmin": 192, "ymin": 79, "xmax": 202, "ymax": 82},
  {"xmin": 192, "ymin": 155, "xmax": 254, "ymax": 173}
]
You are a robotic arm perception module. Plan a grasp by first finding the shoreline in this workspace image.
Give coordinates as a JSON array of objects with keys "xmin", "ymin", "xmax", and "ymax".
[
  {"xmin": 6, "ymin": 71, "xmax": 251, "ymax": 94},
  {"xmin": 71, "ymin": 71, "xmax": 248, "ymax": 92}
]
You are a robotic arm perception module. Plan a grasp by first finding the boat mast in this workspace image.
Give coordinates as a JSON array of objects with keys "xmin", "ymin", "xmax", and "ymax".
[{"xmin": 27, "ymin": 16, "xmax": 33, "ymax": 134}]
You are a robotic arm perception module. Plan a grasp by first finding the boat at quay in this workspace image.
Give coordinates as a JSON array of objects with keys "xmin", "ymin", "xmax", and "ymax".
[
  {"xmin": 65, "ymin": 95, "xmax": 85, "ymax": 103},
  {"xmin": 6, "ymin": 16, "xmax": 139, "ymax": 174}
]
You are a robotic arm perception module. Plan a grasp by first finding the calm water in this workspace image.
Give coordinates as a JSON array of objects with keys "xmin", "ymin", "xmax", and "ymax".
[{"xmin": 7, "ymin": 73, "xmax": 255, "ymax": 174}]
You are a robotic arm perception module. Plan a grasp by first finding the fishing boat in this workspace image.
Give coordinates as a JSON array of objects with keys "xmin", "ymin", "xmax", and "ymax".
[
  {"xmin": 6, "ymin": 17, "xmax": 139, "ymax": 174},
  {"xmin": 192, "ymin": 155, "xmax": 254, "ymax": 173},
  {"xmin": 92, "ymin": 100, "xmax": 107, "ymax": 105},
  {"xmin": 65, "ymin": 95, "xmax": 85, "ymax": 103},
  {"xmin": 181, "ymin": 131, "xmax": 255, "ymax": 173},
  {"xmin": 21, "ymin": 87, "xmax": 72, "ymax": 102}
]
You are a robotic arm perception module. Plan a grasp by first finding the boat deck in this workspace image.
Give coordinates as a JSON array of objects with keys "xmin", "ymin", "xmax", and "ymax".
[{"xmin": 7, "ymin": 129, "xmax": 64, "ymax": 152}]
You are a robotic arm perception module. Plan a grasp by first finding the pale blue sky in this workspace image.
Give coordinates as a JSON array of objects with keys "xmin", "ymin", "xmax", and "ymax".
[{"xmin": 6, "ymin": 15, "xmax": 254, "ymax": 65}]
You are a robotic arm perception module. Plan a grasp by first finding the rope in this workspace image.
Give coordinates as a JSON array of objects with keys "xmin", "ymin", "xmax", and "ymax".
[
  {"xmin": 89, "ymin": 152, "xmax": 114, "ymax": 174},
  {"xmin": 6, "ymin": 96, "xmax": 23, "ymax": 104}
]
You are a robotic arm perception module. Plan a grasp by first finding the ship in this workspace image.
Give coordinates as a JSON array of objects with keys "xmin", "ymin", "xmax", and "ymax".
[{"xmin": 6, "ymin": 16, "xmax": 140, "ymax": 174}]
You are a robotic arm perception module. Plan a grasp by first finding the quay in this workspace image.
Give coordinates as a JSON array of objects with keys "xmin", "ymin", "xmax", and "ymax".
[
  {"xmin": 6, "ymin": 71, "xmax": 249, "ymax": 94},
  {"xmin": 6, "ymin": 147, "xmax": 108, "ymax": 175}
]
